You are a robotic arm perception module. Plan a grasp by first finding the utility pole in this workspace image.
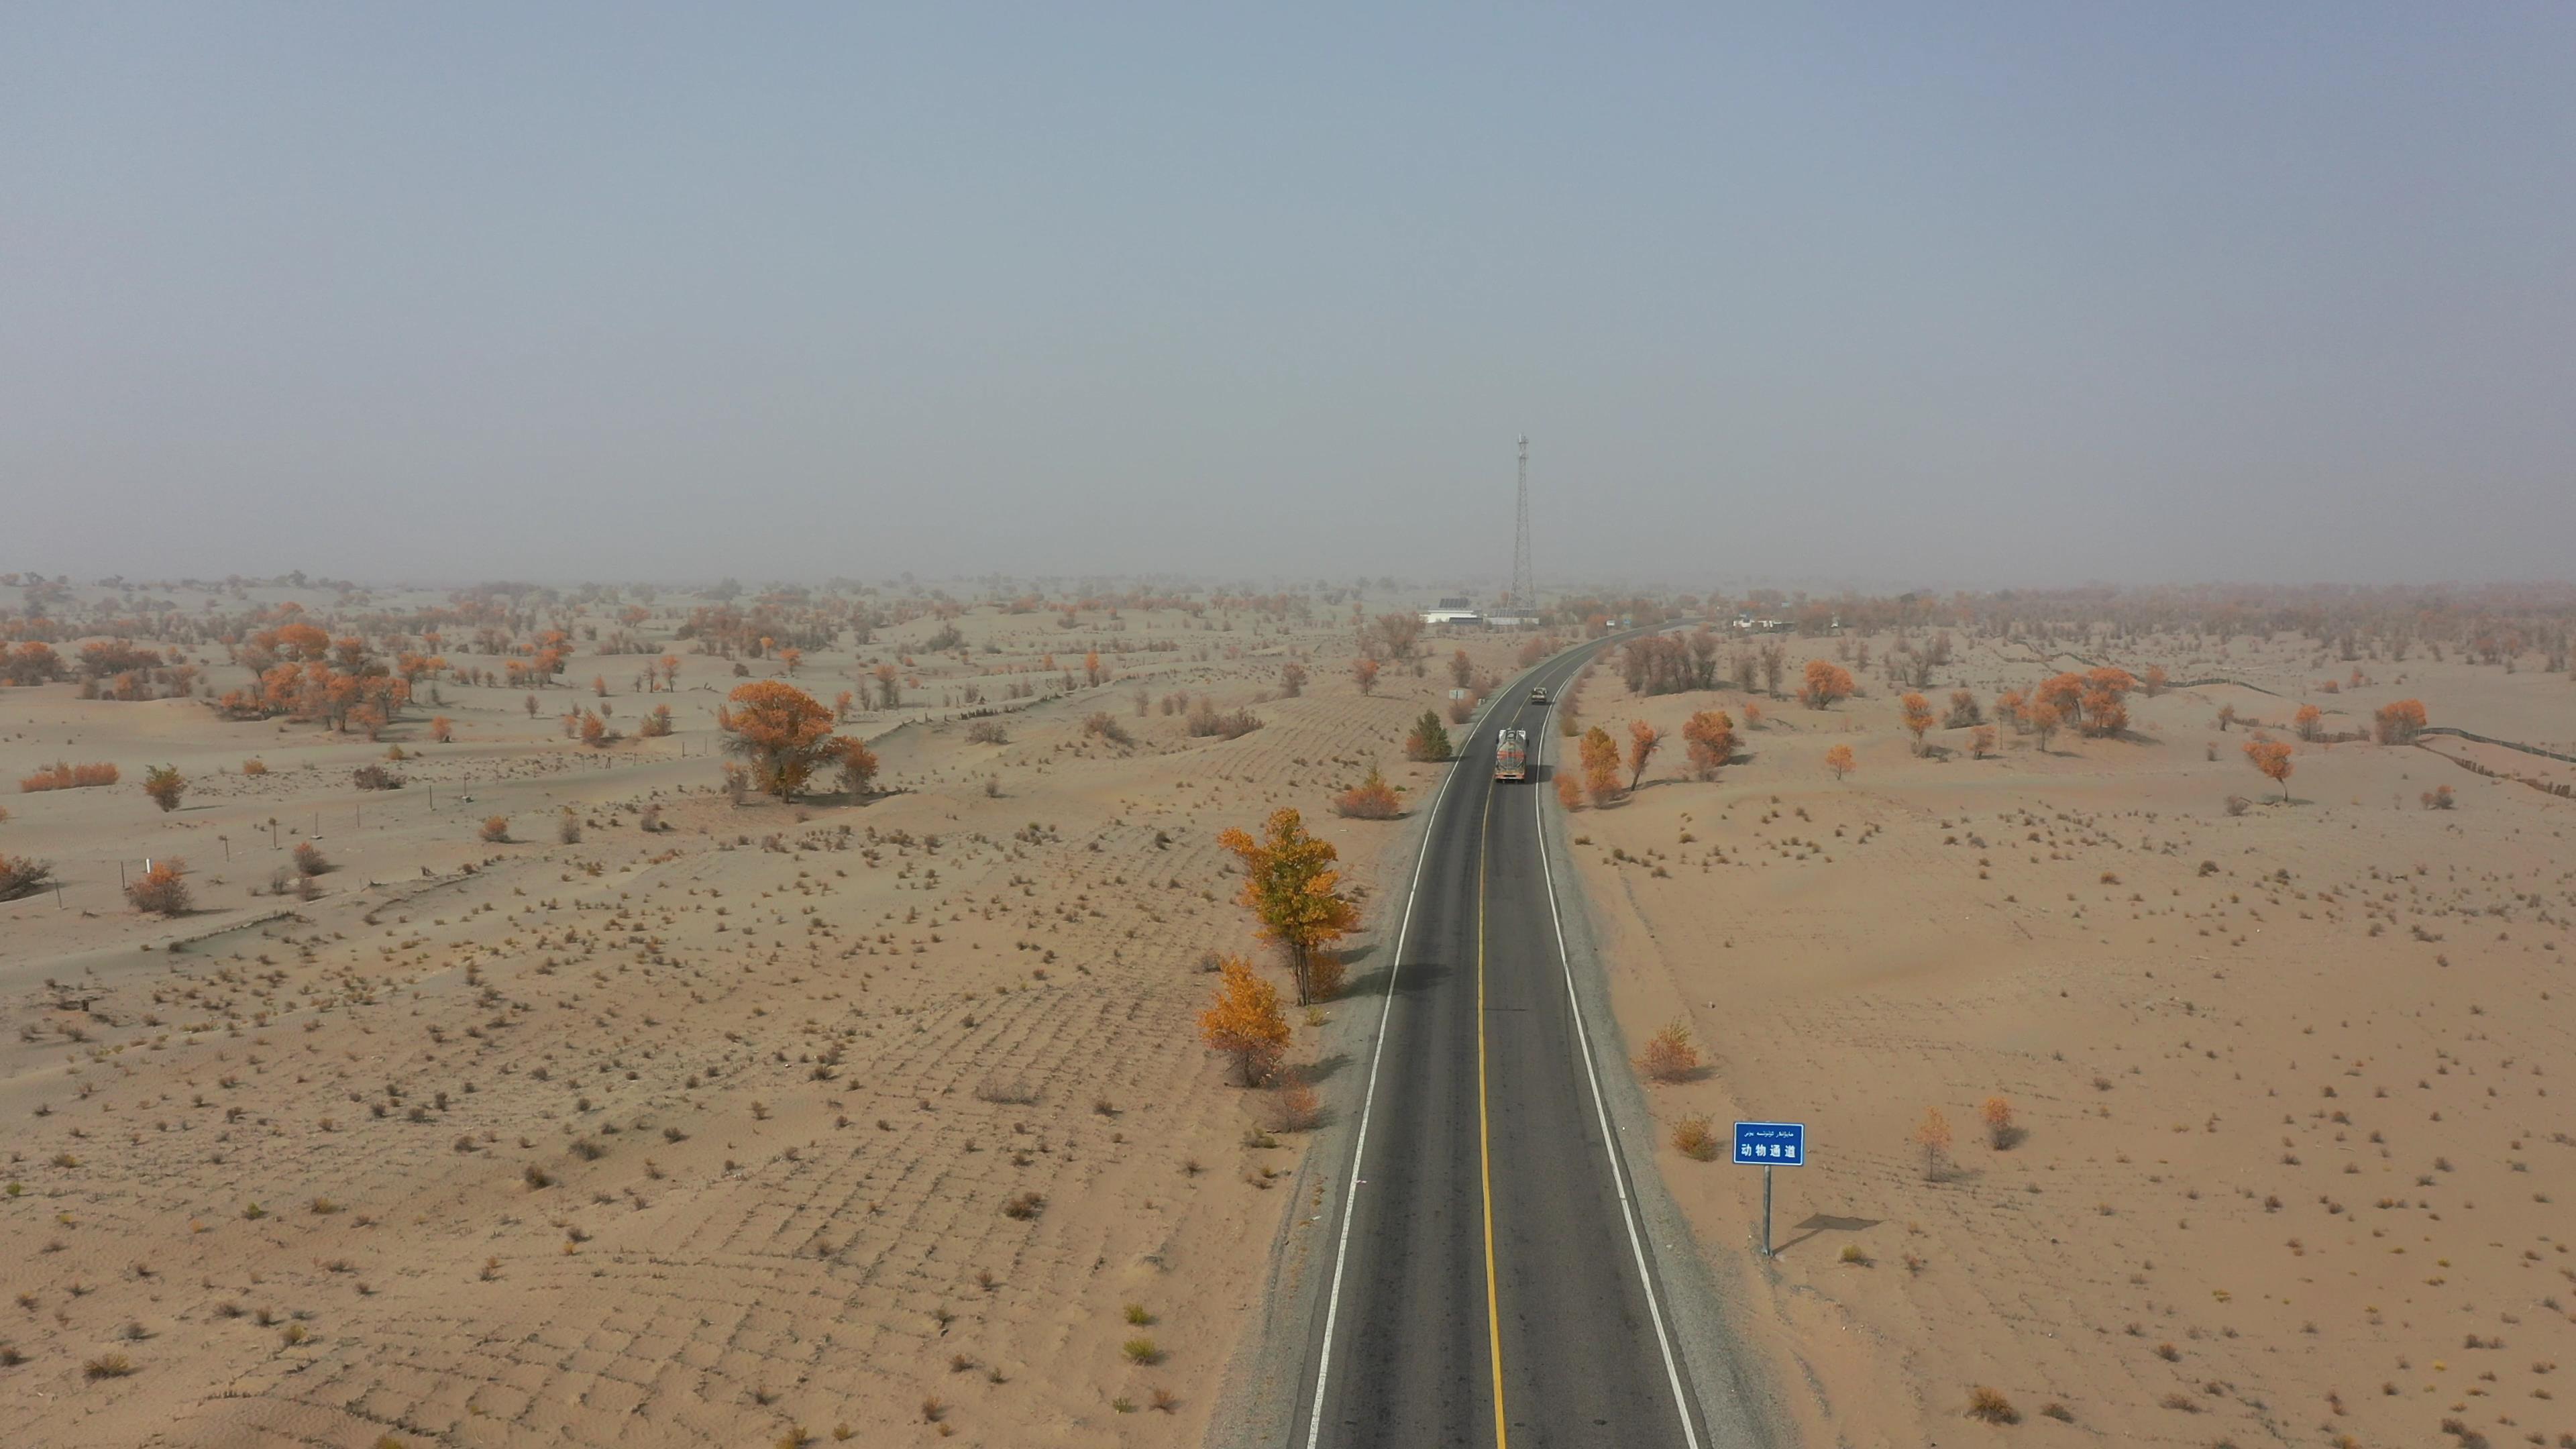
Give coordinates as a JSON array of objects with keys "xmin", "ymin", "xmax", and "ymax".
[{"xmin": 1509, "ymin": 435, "xmax": 1536, "ymax": 622}]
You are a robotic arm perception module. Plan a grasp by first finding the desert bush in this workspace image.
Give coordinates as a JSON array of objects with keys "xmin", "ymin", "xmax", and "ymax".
[
  {"xmin": 1332, "ymin": 765, "xmax": 1402, "ymax": 820},
  {"xmin": 83, "ymin": 1352, "xmax": 136, "ymax": 1380},
  {"xmin": 2224, "ymin": 794, "xmax": 2251, "ymax": 816},
  {"xmin": 291, "ymin": 841, "xmax": 328, "ymax": 877},
  {"xmin": 2422, "ymin": 784, "xmax": 2455, "ymax": 809},
  {"xmin": 1002, "ymin": 1191, "xmax": 1044, "ymax": 1220},
  {"xmin": 351, "ymin": 764, "xmax": 405, "ymax": 790},
  {"xmin": 1554, "ymin": 773, "xmax": 1583, "ymax": 810},
  {"xmin": 638, "ymin": 804, "xmax": 663, "ymax": 833},
  {"xmin": 127, "ymin": 860, "xmax": 190, "ymax": 916},
  {"xmin": 1269, "ymin": 1077, "xmax": 1323, "ymax": 1132},
  {"xmin": 1823, "ymin": 743, "xmax": 1855, "ymax": 780},
  {"xmin": 1965, "ymin": 1386, "xmax": 2018, "ymax": 1424},
  {"xmin": 1187, "ymin": 697, "xmax": 1262, "ymax": 739},
  {"xmin": 964, "ymin": 719, "xmax": 1008, "ymax": 745},
  {"xmin": 1121, "ymin": 1336, "xmax": 1163, "ymax": 1364},
  {"xmin": 19, "ymin": 761, "xmax": 118, "ymax": 793},
  {"xmin": 0, "ymin": 854, "xmax": 54, "ymax": 901},
  {"xmin": 637, "ymin": 705, "xmax": 673, "ymax": 737},
  {"xmin": 2372, "ymin": 698, "xmax": 2428, "ymax": 745},
  {"xmin": 480, "ymin": 816, "xmax": 511, "ymax": 843},
  {"xmin": 1672, "ymin": 1114, "xmax": 1720, "ymax": 1160},
  {"xmin": 1639, "ymin": 1020, "xmax": 1699, "ymax": 1083},
  {"xmin": 1083, "ymin": 712, "xmax": 1133, "ymax": 747},
  {"xmin": 1981, "ymin": 1096, "xmax": 2021, "ymax": 1149},
  {"xmin": 241, "ymin": 757, "xmax": 269, "ymax": 775},
  {"xmin": 1277, "ymin": 661, "xmax": 1306, "ymax": 697},
  {"xmin": 557, "ymin": 810, "xmax": 581, "ymax": 845},
  {"xmin": 142, "ymin": 765, "xmax": 186, "ymax": 812}
]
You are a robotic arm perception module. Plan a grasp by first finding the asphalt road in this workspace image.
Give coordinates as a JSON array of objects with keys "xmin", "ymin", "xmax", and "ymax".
[{"xmin": 1297, "ymin": 643, "xmax": 1707, "ymax": 1449}]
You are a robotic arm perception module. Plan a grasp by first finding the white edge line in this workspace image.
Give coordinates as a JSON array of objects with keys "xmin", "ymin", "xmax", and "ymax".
[
  {"xmin": 1534, "ymin": 692, "xmax": 1705, "ymax": 1449},
  {"xmin": 1299, "ymin": 672, "xmax": 1506, "ymax": 1449}
]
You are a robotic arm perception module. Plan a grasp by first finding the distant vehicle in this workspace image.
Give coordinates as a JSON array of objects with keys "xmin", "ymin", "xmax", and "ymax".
[
  {"xmin": 1527, "ymin": 686, "xmax": 1549, "ymax": 704},
  {"xmin": 1494, "ymin": 728, "xmax": 1528, "ymax": 782}
]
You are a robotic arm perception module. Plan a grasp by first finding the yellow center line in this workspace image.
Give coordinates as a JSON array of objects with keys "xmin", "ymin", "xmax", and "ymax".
[{"xmin": 1477, "ymin": 782, "xmax": 1507, "ymax": 1449}]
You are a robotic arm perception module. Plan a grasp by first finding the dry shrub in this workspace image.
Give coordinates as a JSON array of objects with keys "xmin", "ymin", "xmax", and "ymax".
[
  {"xmin": 963, "ymin": 718, "xmax": 1008, "ymax": 745},
  {"xmin": 1083, "ymin": 712, "xmax": 1133, "ymax": 747},
  {"xmin": 1554, "ymin": 773, "xmax": 1584, "ymax": 810},
  {"xmin": 478, "ymin": 815, "xmax": 511, "ymax": 843},
  {"xmin": 241, "ymin": 758, "xmax": 269, "ymax": 775},
  {"xmin": 350, "ymin": 764, "xmax": 405, "ymax": 790},
  {"xmin": 83, "ymin": 1352, "xmax": 136, "ymax": 1380},
  {"xmin": 142, "ymin": 764, "xmax": 186, "ymax": 811},
  {"xmin": 557, "ymin": 810, "xmax": 581, "ymax": 845},
  {"xmin": 1305, "ymin": 950, "xmax": 1344, "ymax": 1001},
  {"xmin": 1639, "ymin": 1020, "xmax": 1699, "ymax": 1083},
  {"xmin": 1965, "ymin": 1386, "xmax": 2018, "ymax": 1424},
  {"xmin": 1672, "ymin": 1114, "xmax": 1720, "ymax": 1160},
  {"xmin": 127, "ymin": 860, "xmax": 191, "ymax": 916},
  {"xmin": 1187, "ymin": 697, "xmax": 1262, "ymax": 739},
  {"xmin": 1270, "ymin": 1078, "xmax": 1323, "ymax": 1132},
  {"xmin": 1980, "ymin": 1095, "xmax": 2021, "ymax": 1150},
  {"xmin": 1332, "ymin": 765, "xmax": 1402, "ymax": 820},
  {"xmin": 1001, "ymin": 1191, "xmax": 1044, "ymax": 1220},
  {"xmin": 638, "ymin": 804, "xmax": 663, "ymax": 833},
  {"xmin": 2421, "ymin": 785, "xmax": 2455, "ymax": 810},
  {"xmin": 19, "ymin": 761, "xmax": 118, "ymax": 793},
  {"xmin": 0, "ymin": 854, "xmax": 52, "ymax": 902},
  {"xmin": 291, "ymin": 841, "xmax": 329, "ymax": 877}
]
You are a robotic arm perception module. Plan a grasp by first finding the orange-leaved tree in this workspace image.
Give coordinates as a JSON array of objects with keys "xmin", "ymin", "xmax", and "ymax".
[
  {"xmin": 1199, "ymin": 956, "xmax": 1290, "ymax": 1085},
  {"xmin": 1218, "ymin": 808, "xmax": 1358, "ymax": 1006},
  {"xmin": 1898, "ymin": 692, "xmax": 1935, "ymax": 754},
  {"xmin": 2029, "ymin": 701, "xmax": 2061, "ymax": 751},
  {"xmin": 717, "ymin": 680, "xmax": 874, "ymax": 800},
  {"xmin": 1352, "ymin": 657, "xmax": 1380, "ymax": 696},
  {"xmin": 1824, "ymin": 743, "xmax": 1856, "ymax": 780},
  {"xmin": 1578, "ymin": 725, "xmax": 1623, "ymax": 802},
  {"xmin": 1625, "ymin": 720, "xmax": 1662, "ymax": 791},
  {"xmin": 1801, "ymin": 659, "xmax": 1854, "ymax": 708},
  {"xmin": 2293, "ymin": 703, "xmax": 2324, "ymax": 741},
  {"xmin": 142, "ymin": 764, "xmax": 186, "ymax": 812},
  {"xmin": 1680, "ymin": 709, "xmax": 1735, "ymax": 780},
  {"xmin": 2243, "ymin": 735, "xmax": 2294, "ymax": 803}
]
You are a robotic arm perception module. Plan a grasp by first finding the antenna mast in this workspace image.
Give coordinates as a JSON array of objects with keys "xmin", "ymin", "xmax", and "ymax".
[{"xmin": 1509, "ymin": 435, "xmax": 1536, "ymax": 621}]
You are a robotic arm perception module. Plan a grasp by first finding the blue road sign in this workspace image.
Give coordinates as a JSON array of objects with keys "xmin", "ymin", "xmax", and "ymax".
[{"xmin": 1733, "ymin": 1121, "xmax": 1807, "ymax": 1166}]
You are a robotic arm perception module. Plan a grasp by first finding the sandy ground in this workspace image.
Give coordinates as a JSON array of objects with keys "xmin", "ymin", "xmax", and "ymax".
[
  {"xmin": 1561, "ymin": 630, "xmax": 2576, "ymax": 1447},
  {"xmin": 1, "ymin": 585, "xmax": 1527, "ymax": 1448}
]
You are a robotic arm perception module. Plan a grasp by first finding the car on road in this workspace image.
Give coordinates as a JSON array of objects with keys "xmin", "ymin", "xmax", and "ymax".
[{"xmin": 1527, "ymin": 686, "xmax": 1549, "ymax": 704}]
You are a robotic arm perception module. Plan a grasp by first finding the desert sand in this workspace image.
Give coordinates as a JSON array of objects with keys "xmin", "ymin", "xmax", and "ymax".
[
  {"xmin": 1, "ymin": 578, "xmax": 1528, "ymax": 1448},
  {"xmin": 1560, "ymin": 620, "xmax": 2575, "ymax": 1447}
]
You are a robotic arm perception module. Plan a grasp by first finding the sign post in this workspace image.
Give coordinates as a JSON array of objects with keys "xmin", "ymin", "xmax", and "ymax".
[{"xmin": 1733, "ymin": 1121, "xmax": 1807, "ymax": 1257}]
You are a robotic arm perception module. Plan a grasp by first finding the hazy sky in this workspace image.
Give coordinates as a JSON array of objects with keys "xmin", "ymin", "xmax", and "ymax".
[{"xmin": 7, "ymin": 4, "xmax": 2571, "ymax": 591}]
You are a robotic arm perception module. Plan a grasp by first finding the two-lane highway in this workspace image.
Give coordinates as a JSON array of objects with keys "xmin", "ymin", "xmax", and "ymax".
[{"xmin": 1299, "ymin": 643, "xmax": 1707, "ymax": 1448}]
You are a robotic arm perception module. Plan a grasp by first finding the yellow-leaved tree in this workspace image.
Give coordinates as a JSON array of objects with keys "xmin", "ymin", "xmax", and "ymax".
[
  {"xmin": 1199, "ymin": 956, "xmax": 1290, "ymax": 1085},
  {"xmin": 1218, "ymin": 808, "xmax": 1358, "ymax": 1006}
]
